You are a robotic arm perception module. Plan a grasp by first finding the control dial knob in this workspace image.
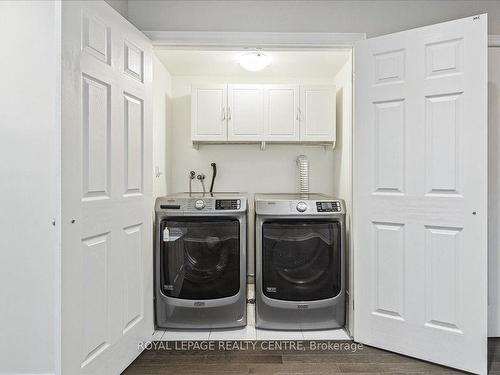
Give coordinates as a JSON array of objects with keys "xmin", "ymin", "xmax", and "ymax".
[
  {"xmin": 296, "ymin": 201, "xmax": 308, "ymax": 212},
  {"xmin": 194, "ymin": 199, "xmax": 205, "ymax": 210}
]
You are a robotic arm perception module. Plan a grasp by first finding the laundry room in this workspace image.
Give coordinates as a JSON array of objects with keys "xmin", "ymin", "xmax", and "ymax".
[
  {"xmin": 4, "ymin": 1, "xmax": 500, "ymax": 375},
  {"xmin": 151, "ymin": 47, "xmax": 354, "ymax": 340}
]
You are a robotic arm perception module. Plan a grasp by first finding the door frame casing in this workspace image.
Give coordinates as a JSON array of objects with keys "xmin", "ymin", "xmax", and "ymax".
[
  {"xmin": 147, "ymin": 31, "xmax": 499, "ymax": 49},
  {"xmin": 145, "ymin": 31, "xmax": 365, "ymax": 50}
]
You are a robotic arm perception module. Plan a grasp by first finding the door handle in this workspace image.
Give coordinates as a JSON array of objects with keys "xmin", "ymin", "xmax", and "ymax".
[
  {"xmin": 297, "ymin": 108, "xmax": 301, "ymax": 121},
  {"xmin": 222, "ymin": 106, "xmax": 226, "ymax": 120},
  {"xmin": 227, "ymin": 106, "xmax": 232, "ymax": 120}
]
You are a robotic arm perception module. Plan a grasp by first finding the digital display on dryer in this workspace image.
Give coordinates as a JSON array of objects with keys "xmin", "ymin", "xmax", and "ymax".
[
  {"xmin": 215, "ymin": 199, "xmax": 241, "ymax": 210},
  {"xmin": 316, "ymin": 201, "xmax": 341, "ymax": 212}
]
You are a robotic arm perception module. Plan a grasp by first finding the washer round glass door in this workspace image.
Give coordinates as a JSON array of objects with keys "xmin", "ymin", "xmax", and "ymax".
[
  {"xmin": 161, "ymin": 217, "xmax": 240, "ymax": 299},
  {"xmin": 262, "ymin": 220, "xmax": 341, "ymax": 301}
]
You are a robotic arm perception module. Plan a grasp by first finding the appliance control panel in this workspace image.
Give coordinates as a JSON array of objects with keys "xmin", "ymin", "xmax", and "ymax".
[
  {"xmin": 156, "ymin": 195, "xmax": 247, "ymax": 213},
  {"xmin": 185, "ymin": 199, "xmax": 214, "ymax": 211},
  {"xmin": 215, "ymin": 199, "xmax": 241, "ymax": 210},
  {"xmin": 316, "ymin": 201, "xmax": 342, "ymax": 213}
]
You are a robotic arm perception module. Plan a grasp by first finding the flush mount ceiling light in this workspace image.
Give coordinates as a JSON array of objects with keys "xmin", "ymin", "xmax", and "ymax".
[{"xmin": 237, "ymin": 52, "xmax": 272, "ymax": 72}]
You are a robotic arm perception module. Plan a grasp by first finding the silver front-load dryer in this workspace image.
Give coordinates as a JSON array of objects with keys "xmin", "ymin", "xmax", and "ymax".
[
  {"xmin": 155, "ymin": 192, "xmax": 247, "ymax": 329},
  {"xmin": 255, "ymin": 193, "xmax": 345, "ymax": 330}
]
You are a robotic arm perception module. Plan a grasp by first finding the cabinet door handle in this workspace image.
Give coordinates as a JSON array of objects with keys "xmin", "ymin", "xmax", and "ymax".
[
  {"xmin": 297, "ymin": 108, "xmax": 301, "ymax": 121},
  {"xmin": 222, "ymin": 106, "xmax": 226, "ymax": 120},
  {"xmin": 228, "ymin": 106, "xmax": 232, "ymax": 120}
]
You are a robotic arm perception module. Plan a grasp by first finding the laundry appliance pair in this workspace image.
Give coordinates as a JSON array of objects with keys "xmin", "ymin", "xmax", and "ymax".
[{"xmin": 155, "ymin": 192, "xmax": 345, "ymax": 330}]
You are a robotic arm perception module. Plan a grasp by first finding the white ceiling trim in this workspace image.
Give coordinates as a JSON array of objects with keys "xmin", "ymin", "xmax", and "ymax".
[
  {"xmin": 147, "ymin": 32, "xmax": 500, "ymax": 49},
  {"xmin": 490, "ymin": 35, "xmax": 500, "ymax": 47},
  {"xmin": 145, "ymin": 31, "xmax": 366, "ymax": 49}
]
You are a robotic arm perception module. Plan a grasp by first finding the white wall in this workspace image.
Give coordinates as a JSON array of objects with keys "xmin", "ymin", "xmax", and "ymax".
[
  {"xmin": 489, "ymin": 46, "xmax": 500, "ymax": 337},
  {"xmin": 0, "ymin": 2, "xmax": 60, "ymax": 374},
  {"xmin": 126, "ymin": 0, "xmax": 500, "ymax": 36},
  {"xmin": 153, "ymin": 54, "xmax": 172, "ymax": 199},
  {"xmin": 168, "ymin": 74, "xmax": 348, "ymax": 276}
]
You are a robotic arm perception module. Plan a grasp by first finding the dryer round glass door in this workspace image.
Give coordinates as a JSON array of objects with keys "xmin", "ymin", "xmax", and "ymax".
[
  {"xmin": 261, "ymin": 220, "xmax": 341, "ymax": 301},
  {"xmin": 160, "ymin": 217, "xmax": 240, "ymax": 299}
]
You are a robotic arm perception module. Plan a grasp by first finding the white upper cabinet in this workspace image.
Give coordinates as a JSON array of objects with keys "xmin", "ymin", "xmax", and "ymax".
[
  {"xmin": 191, "ymin": 84, "xmax": 227, "ymax": 141},
  {"xmin": 264, "ymin": 85, "xmax": 300, "ymax": 141},
  {"xmin": 299, "ymin": 85, "xmax": 336, "ymax": 142},
  {"xmin": 190, "ymin": 83, "xmax": 336, "ymax": 144},
  {"xmin": 227, "ymin": 84, "xmax": 264, "ymax": 141}
]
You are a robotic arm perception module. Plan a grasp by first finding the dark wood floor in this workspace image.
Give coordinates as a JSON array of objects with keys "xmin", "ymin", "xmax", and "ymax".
[{"xmin": 123, "ymin": 338, "xmax": 500, "ymax": 374}]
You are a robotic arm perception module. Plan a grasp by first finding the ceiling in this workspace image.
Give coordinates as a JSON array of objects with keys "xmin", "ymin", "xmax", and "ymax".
[{"xmin": 154, "ymin": 49, "xmax": 351, "ymax": 77}]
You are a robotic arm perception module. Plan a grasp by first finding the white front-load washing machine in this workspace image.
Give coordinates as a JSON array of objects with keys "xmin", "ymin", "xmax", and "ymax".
[
  {"xmin": 255, "ymin": 193, "xmax": 345, "ymax": 330},
  {"xmin": 155, "ymin": 192, "xmax": 247, "ymax": 329}
]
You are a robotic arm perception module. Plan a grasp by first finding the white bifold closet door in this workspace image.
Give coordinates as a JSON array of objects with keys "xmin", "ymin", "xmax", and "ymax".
[
  {"xmin": 62, "ymin": 1, "xmax": 153, "ymax": 374},
  {"xmin": 354, "ymin": 15, "xmax": 488, "ymax": 374}
]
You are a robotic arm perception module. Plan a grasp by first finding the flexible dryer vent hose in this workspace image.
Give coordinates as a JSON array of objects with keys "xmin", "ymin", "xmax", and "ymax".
[{"xmin": 296, "ymin": 155, "xmax": 309, "ymax": 195}]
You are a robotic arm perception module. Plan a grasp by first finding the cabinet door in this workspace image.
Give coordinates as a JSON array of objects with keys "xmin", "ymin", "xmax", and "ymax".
[
  {"xmin": 227, "ymin": 84, "xmax": 264, "ymax": 141},
  {"xmin": 191, "ymin": 84, "xmax": 227, "ymax": 141},
  {"xmin": 299, "ymin": 85, "xmax": 336, "ymax": 142},
  {"xmin": 264, "ymin": 85, "xmax": 299, "ymax": 141}
]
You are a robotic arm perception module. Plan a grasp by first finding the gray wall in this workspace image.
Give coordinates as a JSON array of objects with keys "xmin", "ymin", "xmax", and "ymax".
[
  {"xmin": 119, "ymin": 0, "xmax": 500, "ymax": 36},
  {"xmin": 488, "ymin": 46, "xmax": 500, "ymax": 337},
  {"xmin": 106, "ymin": 0, "xmax": 128, "ymax": 18}
]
